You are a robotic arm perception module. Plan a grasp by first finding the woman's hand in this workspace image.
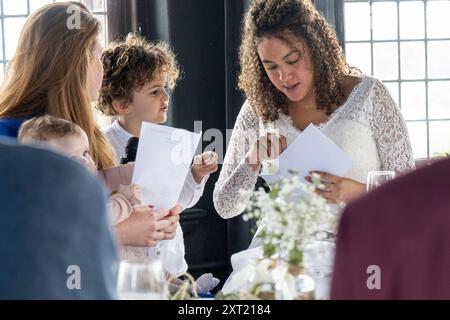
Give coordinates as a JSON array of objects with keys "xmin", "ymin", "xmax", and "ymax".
[
  {"xmin": 191, "ymin": 151, "xmax": 219, "ymax": 184},
  {"xmin": 115, "ymin": 206, "xmax": 171, "ymax": 247},
  {"xmin": 245, "ymin": 132, "xmax": 288, "ymax": 173},
  {"xmin": 306, "ymin": 171, "xmax": 366, "ymax": 204},
  {"xmin": 160, "ymin": 204, "xmax": 183, "ymax": 240}
]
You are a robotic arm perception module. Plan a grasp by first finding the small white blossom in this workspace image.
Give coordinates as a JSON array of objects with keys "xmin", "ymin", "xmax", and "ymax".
[{"xmin": 242, "ymin": 174, "xmax": 340, "ymax": 267}]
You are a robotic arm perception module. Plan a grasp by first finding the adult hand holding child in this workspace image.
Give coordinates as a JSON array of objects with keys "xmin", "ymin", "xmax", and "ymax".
[
  {"xmin": 160, "ymin": 204, "xmax": 183, "ymax": 240},
  {"xmin": 115, "ymin": 206, "xmax": 171, "ymax": 247}
]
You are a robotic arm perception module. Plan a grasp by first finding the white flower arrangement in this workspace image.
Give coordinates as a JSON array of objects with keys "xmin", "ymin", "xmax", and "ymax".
[
  {"xmin": 226, "ymin": 172, "xmax": 339, "ymax": 300},
  {"xmin": 243, "ymin": 173, "xmax": 337, "ymax": 267}
]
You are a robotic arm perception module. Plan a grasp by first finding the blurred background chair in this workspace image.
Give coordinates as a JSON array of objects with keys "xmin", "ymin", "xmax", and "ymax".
[{"xmin": 331, "ymin": 157, "xmax": 450, "ymax": 299}]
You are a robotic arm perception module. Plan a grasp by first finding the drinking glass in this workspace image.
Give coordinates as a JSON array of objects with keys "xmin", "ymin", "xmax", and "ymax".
[
  {"xmin": 117, "ymin": 260, "xmax": 168, "ymax": 300},
  {"xmin": 366, "ymin": 171, "xmax": 396, "ymax": 192}
]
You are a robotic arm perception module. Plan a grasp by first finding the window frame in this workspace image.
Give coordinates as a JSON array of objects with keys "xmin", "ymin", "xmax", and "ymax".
[
  {"xmin": 0, "ymin": 0, "xmax": 108, "ymax": 78},
  {"xmin": 343, "ymin": 0, "xmax": 450, "ymax": 158}
]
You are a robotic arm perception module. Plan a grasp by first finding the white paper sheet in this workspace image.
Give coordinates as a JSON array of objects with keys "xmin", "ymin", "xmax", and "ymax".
[
  {"xmin": 131, "ymin": 122, "xmax": 202, "ymax": 208},
  {"xmin": 261, "ymin": 124, "xmax": 352, "ymax": 183}
]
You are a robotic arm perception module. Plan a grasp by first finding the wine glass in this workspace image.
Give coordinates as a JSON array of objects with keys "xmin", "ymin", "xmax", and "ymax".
[
  {"xmin": 366, "ymin": 171, "xmax": 395, "ymax": 192},
  {"xmin": 117, "ymin": 260, "xmax": 168, "ymax": 300}
]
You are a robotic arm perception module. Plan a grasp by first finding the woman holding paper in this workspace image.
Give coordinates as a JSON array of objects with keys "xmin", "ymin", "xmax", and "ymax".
[
  {"xmin": 213, "ymin": 0, "xmax": 414, "ymax": 218},
  {"xmin": 0, "ymin": 3, "xmax": 177, "ymax": 255}
]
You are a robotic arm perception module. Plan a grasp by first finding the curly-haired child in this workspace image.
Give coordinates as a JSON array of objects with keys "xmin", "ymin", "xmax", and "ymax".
[{"xmin": 97, "ymin": 34, "xmax": 219, "ymax": 293}]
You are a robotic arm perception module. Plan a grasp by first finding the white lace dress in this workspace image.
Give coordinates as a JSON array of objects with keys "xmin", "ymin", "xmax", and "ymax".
[
  {"xmin": 214, "ymin": 75, "xmax": 415, "ymax": 219},
  {"xmin": 214, "ymin": 76, "xmax": 415, "ymax": 298}
]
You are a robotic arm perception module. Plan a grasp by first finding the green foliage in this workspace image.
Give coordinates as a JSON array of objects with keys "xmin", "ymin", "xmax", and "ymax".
[
  {"xmin": 432, "ymin": 150, "xmax": 450, "ymax": 158},
  {"xmin": 215, "ymin": 291, "xmax": 240, "ymax": 300},
  {"xmin": 288, "ymin": 246, "xmax": 303, "ymax": 266}
]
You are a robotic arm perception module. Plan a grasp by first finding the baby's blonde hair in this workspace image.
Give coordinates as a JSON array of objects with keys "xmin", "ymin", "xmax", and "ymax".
[{"xmin": 18, "ymin": 115, "xmax": 85, "ymax": 143}]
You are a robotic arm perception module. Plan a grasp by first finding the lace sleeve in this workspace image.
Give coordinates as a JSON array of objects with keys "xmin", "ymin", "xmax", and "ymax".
[
  {"xmin": 368, "ymin": 80, "xmax": 415, "ymax": 172},
  {"xmin": 213, "ymin": 101, "xmax": 260, "ymax": 219}
]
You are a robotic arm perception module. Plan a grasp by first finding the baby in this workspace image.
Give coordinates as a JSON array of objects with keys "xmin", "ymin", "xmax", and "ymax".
[
  {"xmin": 18, "ymin": 115, "xmax": 172, "ymax": 259},
  {"xmin": 19, "ymin": 115, "xmax": 219, "ymax": 294}
]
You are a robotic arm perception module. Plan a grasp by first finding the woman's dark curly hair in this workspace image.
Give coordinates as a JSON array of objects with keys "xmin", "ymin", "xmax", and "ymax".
[
  {"xmin": 97, "ymin": 34, "xmax": 180, "ymax": 116},
  {"xmin": 239, "ymin": 0, "xmax": 359, "ymax": 122}
]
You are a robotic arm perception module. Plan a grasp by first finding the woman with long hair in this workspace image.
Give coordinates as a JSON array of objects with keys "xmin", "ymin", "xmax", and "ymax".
[
  {"xmin": 0, "ymin": 2, "xmax": 181, "ymax": 267},
  {"xmin": 0, "ymin": 1, "xmax": 114, "ymax": 169}
]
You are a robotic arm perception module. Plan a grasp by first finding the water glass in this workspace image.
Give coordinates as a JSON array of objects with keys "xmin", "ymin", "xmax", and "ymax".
[
  {"xmin": 366, "ymin": 171, "xmax": 395, "ymax": 192},
  {"xmin": 117, "ymin": 260, "xmax": 168, "ymax": 300}
]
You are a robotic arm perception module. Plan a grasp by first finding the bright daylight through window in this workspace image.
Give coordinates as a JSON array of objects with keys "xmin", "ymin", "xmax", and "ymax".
[{"xmin": 345, "ymin": 0, "xmax": 450, "ymax": 158}]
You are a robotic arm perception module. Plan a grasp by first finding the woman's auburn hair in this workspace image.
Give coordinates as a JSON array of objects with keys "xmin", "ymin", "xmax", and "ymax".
[
  {"xmin": 239, "ymin": 0, "xmax": 359, "ymax": 122},
  {"xmin": 0, "ymin": 1, "xmax": 116, "ymax": 169}
]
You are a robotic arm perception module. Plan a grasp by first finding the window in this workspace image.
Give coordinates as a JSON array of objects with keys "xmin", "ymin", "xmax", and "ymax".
[
  {"xmin": 0, "ymin": 0, "xmax": 108, "ymax": 83},
  {"xmin": 345, "ymin": 0, "xmax": 450, "ymax": 158}
]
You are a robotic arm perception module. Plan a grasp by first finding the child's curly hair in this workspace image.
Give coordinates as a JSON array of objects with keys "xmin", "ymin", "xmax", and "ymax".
[
  {"xmin": 239, "ymin": 0, "xmax": 360, "ymax": 122},
  {"xmin": 97, "ymin": 34, "xmax": 180, "ymax": 116}
]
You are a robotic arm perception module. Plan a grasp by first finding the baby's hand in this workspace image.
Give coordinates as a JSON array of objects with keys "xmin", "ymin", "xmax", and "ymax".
[
  {"xmin": 117, "ymin": 184, "xmax": 141, "ymax": 206},
  {"xmin": 191, "ymin": 151, "xmax": 218, "ymax": 184}
]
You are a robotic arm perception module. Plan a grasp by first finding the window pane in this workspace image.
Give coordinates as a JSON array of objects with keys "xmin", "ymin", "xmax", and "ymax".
[
  {"xmin": 399, "ymin": 1, "xmax": 424, "ymax": 40},
  {"xmin": 345, "ymin": 42, "xmax": 371, "ymax": 75},
  {"xmin": 373, "ymin": 42, "xmax": 398, "ymax": 80},
  {"xmin": 30, "ymin": 0, "xmax": 55, "ymax": 14},
  {"xmin": 427, "ymin": 0, "xmax": 450, "ymax": 39},
  {"xmin": 0, "ymin": 22, "xmax": 3, "ymax": 61},
  {"xmin": 372, "ymin": 2, "xmax": 398, "ymax": 40},
  {"xmin": 384, "ymin": 82, "xmax": 399, "ymax": 106},
  {"xmin": 2, "ymin": 1, "xmax": 107, "ymax": 62},
  {"xmin": 427, "ymin": 41, "xmax": 450, "ymax": 79},
  {"xmin": 93, "ymin": 14, "xmax": 107, "ymax": 45},
  {"xmin": 345, "ymin": 0, "xmax": 450, "ymax": 160},
  {"xmin": 429, "ymin": 81, "xmax": 450, "ymax": 119},
  {"xmin": 401, "ymin": 82, "xmax": 426, "ymax": 120},
  {"xmin": 344, "ymin": 2, "xmax": 370, "ymax": 41},
  {"xmin": 3, "ymin": 0, "xmax": 28, "ymax": 15},
  {"xmin": 406, "ymin": 121, "xmax": 428, "ymax": 158},
  {"xmin": 429, "ymin": 121, "xmax": 450, "ymax": 155},
  {"xmin": 81, "ymin": 0, "xmax": 105, "ymax": 12},
  {"xmin": 4, "ymin": 18, "xmax": 27, "ymax": 60},
  {"xmin": 400, "ymin": 41, "xmax": 425, "ymax": 80},
  {"xmin": 0, "ymin": 64, "xmax": 4, "ymax": 85}
]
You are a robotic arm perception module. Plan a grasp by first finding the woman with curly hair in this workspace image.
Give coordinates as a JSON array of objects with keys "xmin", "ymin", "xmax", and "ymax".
[{"xmin": 214, "ymin": 0, "xmax": 415, "ymax": 219}]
